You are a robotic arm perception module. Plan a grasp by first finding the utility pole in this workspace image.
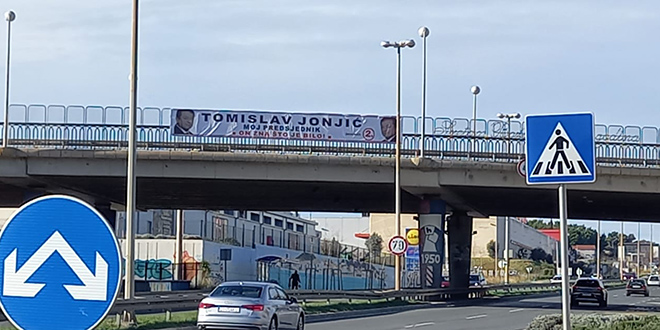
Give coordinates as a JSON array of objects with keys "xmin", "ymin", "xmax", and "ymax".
[
  {"xmin": 620, "ymin": 222, "xmax": 624, "ymax": 279},
  {"xmin": 596, "ymin": 220, "xmax": 600, "ymax": 279}
]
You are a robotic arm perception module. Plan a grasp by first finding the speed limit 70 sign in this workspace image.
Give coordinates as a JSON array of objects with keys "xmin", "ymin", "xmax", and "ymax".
[{"xmin": 388, "ymin": 236, "xmax": 408, "ymax": 256}]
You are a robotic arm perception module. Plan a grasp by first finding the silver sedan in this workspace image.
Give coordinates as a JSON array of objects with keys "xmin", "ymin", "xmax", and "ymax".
[{"xmin": 197, "ymin": 281, "xmax": 305, "ymax": 330}]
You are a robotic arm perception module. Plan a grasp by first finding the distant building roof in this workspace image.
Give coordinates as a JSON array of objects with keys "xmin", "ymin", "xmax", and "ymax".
[
  {"xmin": 538, "ymin": 229, "xmax": 560, "ymax": 241},
  {"xmin": 572, "ymin": 245, "xmax": 596, "ymax": 251}
]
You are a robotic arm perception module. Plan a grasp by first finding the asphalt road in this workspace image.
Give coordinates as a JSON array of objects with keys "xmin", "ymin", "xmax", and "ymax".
[{"xmin": 308, "ymin": 287, "xmax": 660, "ymax": 330}]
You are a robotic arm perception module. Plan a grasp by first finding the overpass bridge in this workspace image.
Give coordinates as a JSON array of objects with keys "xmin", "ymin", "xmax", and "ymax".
[{"xmin": 1, "ymin": 104, "xmax": 660, "ymax": 221}]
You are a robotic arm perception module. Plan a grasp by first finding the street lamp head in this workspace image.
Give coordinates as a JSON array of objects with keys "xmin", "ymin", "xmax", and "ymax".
[
  {"xmin": 5, "ymin": 10, "xmax": 16, "ymax": 22},
  {"xmin": 397, "ymin": 39, "xmax": 415, "ymax": 48},
  {"xmin": 513, "ymin": 113, "xmax": 521, "ymax": 119},
  {"xmin": 471, "ymin": 85, "xmax": 481, "ymax": 95},
  {"xmin": 418, "ymin": 26, "xmax": 430, "ymax": 38},
  {"xmin": 381, "ymin": 41, "xmax": 393, "ymax": 48},
  {"xmin": 497, "ymin": 113, "xmax": 505, "ymax": 119}
]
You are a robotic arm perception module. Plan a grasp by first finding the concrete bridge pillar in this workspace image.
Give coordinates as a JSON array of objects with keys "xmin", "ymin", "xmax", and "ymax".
[
  {"xmin": 418, "ymin": 198, "xmax": 446, "ymax": 289},
  {"xmin": 448, "ymin": 210, "xmax": 473, "ymax": 293}
]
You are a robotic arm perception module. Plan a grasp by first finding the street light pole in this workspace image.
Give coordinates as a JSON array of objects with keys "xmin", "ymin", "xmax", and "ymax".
[
  {"xmin": 124, "ymin": 0, "xmax": 139, "ymax": 303},
  {"xmin": 2, "ymin": 11, "xmax": 16, "ymax": 148},
  {"xmin": 418, "ymin": 27, "xmax": 429, "ymax": 158},
  {"xmin": 471, "ymin": 86, "xmax": 480, "ymax": 152},
  {"xmin": 596, "ymin": 220, "xmax": 601, "ymax": 279},
  {"xmin": 504, "ymin": 216, "xmax": 510, "ymax": 285},
  {"xmin": 382, "ymin": 38, "xmax": 415, "ymax": 291},
  {"xmin": 651, "ymin": 225, "xmax": 654, "ymax": 270},
  {"xmin": 620, "ymin": 222, "xmax": 624, "ymax": 279},
  {"xmin": 638, "ymin": 222, "xmax": 641, "ymax": 274}
]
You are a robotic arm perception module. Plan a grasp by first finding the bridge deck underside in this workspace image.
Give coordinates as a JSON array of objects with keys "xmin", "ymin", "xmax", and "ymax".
[
  {"xmin": 448, "ymin": 185, "xmax": 660, "ymax": 221},
  {"xmin": 25, "ymin": 176, "xmax": 423, "ymax": 213}
]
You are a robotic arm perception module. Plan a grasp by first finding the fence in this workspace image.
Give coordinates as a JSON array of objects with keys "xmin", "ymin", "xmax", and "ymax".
[
  {"xmin": 197, "ymin": 222, "xmax": 321, "ymax": 253},
  {"xmin": 3, "ymin": 103, "xmax": 659, "ymax": 143},
  {"xmin": 4, "ymin": 103, "xmax": 660, "ymax": 167},
  {"xmin": 318, "ymin": 239, "xmax": 396, "ymax": 267},
  {"xmin": 195, "ymin": 221, "xmax": 393, "ymax": 267}
]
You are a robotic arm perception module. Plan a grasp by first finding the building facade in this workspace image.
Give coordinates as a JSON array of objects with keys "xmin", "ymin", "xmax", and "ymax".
[{"xmin": 116, "ymin": 209, "xmax": 321, "ymax": 254}]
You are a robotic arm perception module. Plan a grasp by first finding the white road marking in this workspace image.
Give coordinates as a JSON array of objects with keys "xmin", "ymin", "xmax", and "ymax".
[
  {"xmin": 509, "ymin": 308, "xmax": 524, "ymax": 313},
  {"xmin": 541, "ymin": 305, "xmax": 550, "ymax": 308},
  {"xmin": 466, "ymin": 314, "xmax": 488, "ymax": 320},
  {"xmin": 414, "ymin": 322, "xmax": 435, "ymax": 327},
  {"xmin": 404, "ymin": 322, "xmax": 436, "ymax": 329},
  {"xmin": 613, "ymin": 295, "xmax": 618, "ymax": 297}
]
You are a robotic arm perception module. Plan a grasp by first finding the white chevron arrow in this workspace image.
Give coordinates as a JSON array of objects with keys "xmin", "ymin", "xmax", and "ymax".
[{"xmin": 3, "ymin": 231, "xmax": 108, "ymax": 301}]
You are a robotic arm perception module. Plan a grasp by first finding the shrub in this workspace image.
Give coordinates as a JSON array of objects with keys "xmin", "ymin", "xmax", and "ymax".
[{"xmin": 526, "ymin": 314, "xmax": 660, "ymax": 330}]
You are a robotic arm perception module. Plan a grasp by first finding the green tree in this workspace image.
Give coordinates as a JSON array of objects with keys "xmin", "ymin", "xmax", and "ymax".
[
  {"xmin": 365, "ymin": 232, "xmax": 383, "ymax": 256},
  {"xmin": 527, "ymin": 219, "xmax": 553, "ymax": 230},
  {"xmin": 486, "ymin": 240, "xmax": 496, "ymax": 258},
  {"xmin": 568, "ymin": 224, "xmax": 597, "ymax": 246},
  {"xmin": 530, "ymin": 248, "xmax": 553, "ymax": 264}
]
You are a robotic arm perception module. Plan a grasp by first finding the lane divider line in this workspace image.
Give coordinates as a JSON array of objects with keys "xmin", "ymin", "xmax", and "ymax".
[{"xmin": 466, "ymin": 314, "xmax": 488, "ymax": 320}]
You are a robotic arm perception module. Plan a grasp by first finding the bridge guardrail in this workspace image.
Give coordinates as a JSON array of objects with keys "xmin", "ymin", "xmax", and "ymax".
[
  {"xmin": 7, "ymin": 137, "xmax": 660, "ymax": 169},
  {"xmin": 0, "ymin": 281, "xmax": 626, "ymax": 322},
  {"xmin": 3, "ymin": 118, "xmax": 660, "ymax": 166}
]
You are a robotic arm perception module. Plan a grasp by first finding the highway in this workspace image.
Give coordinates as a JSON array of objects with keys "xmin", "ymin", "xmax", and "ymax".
[{"xmin": 308, "ymin": 287, "xmax": 660, "ymax": 330}]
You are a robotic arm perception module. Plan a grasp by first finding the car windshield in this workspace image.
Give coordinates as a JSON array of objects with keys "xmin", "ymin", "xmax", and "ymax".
[
  {"xmin": 211, "ymin": 285, "xmax": 263, "ymax": 298},
  {"xmin": 470, "ymin": 275, "xmax": 479, "ymax": 281},
  {"xmin": 630, "ymin": 280, "xmax": 645, "ymax": 285},
  {"xmin": 575, "ymin": 279, "xmax": 600, "ymax": 287},
  {"xmin": 650, "ymin": 276, "xmax": 659, "ymax": 281}
]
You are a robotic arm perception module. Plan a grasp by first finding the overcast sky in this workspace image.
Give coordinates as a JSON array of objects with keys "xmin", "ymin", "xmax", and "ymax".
[{"xmin": 3, "ymin": 0, "xmax": 660, "ymax": 237}]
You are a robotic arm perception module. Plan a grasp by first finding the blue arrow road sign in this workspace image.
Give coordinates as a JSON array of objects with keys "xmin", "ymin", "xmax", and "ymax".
[
  {"xmin": 525, "ymin": 113, "xmax": 596, "ymax": 185},
  {"xmin": 0, "ymin": 195, "xmax": 122, "ymax": 330}
]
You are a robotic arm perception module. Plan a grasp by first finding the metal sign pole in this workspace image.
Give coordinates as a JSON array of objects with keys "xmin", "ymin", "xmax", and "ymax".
[
  {"xmin": 559, "ymin": 184, "xmax": 571, "ymax": 330},
  {"xmin": 596, "ymin": 220, "xmax": 601, "ymax": 279},
  {"xmin": 124, "ymin": 0, "xmax": 139, "ymax": 308}
]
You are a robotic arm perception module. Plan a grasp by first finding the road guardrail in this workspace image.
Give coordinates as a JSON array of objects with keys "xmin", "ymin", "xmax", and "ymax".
[{"xmin": 0, "ymin": 281, "xmax": 627, "ymax": 323}]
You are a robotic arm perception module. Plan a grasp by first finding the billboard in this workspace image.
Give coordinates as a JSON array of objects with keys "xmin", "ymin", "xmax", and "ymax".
[{"xmin": 170, "ymin": 109, "xmax": 397, "ymax": 143}]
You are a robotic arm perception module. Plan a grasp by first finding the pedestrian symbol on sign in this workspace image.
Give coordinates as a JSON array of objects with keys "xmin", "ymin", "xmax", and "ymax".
[{"xmin": 530, "ymin": 122, "xmax": 591, "ymax": 179}]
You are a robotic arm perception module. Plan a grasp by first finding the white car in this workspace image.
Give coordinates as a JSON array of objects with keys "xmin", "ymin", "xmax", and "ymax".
[
  {"xmin": 550, "ymin": 275, "xmax": 562, "ymax": 284},
  {"xmin": 648, "ymin": 275, "xmax": 660, "ymax": 286}
]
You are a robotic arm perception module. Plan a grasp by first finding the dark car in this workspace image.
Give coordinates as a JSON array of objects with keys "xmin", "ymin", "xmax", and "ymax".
[
  {"xmin": 570, "ymin": 278, "xmax": 608, "ymax": 307},
  {"xmin": 623, "ymin": 272, "xmax": 637, "ymax": 281},
  {"xmin": 626, "ymin": 279, "xmax": 649, "ymax": 297},
  {"xmin": 441, "ymin": 276, "xmax": 450, "ymax": 288}
]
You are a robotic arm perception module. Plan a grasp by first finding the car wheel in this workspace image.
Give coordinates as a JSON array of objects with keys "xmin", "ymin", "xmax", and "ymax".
[
  {"xmin": 296, "ymin": 314, "xmax": 304, "ymax": 330},
  {"xmin": 269, "ymin": 317, "xmax": 278, "ymax": 330},
  {"xmin": 645, "ymin": 292, "xmax": 650, "ymax": 297},
  {"xmin": 599, "ymin": 299, "xmax": 607, "ymax": 308},
  {"xmin": 626, "ymin": 292, "xmax": 631, "ymax": 296}
]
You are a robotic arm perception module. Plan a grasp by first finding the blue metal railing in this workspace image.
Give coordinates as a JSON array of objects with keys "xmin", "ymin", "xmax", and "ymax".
[{"xmin": 1, "ymin": 103, "xmax": 660, "ymax": 166}]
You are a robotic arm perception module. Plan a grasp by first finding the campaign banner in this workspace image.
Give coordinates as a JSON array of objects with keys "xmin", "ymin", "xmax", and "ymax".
[{"xmin": 170, "ymin": 109, "xmax": 397, "ymax": 143}]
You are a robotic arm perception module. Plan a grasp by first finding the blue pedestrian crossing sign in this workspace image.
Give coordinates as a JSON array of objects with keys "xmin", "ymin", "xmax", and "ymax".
[
  {"xmin": 525, "ymin": 113, "xmax": 596, "ymax": 185},
  {"xmin": 0, "ymin": 195, "xmax": 122, "ymax": 330}
]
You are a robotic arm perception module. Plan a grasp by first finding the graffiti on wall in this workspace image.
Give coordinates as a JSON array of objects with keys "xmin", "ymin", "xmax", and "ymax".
[
  {"xmin": 257, "ymin": 252, "xmax": 392, "ymax": 290},
  {"xmin": 135, "ymin": 258, "xmax": 173, "ymax": 280},
  {"xmin": 133, "ymin": 250, "xmax": 205, "ymax": 287}
]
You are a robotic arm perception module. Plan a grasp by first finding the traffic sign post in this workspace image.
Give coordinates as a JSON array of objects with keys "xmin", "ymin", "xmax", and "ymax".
[
  {"xmin": 388, "ymin": 236, "xmax": 408, "ymax": 256},
  {"xmin": 0, "ymin": 195, "xmax": 122, "ymax": 330},
  {"xmin": 525, "ymin": 112, "xmax": 596, "ymax": 330}
]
